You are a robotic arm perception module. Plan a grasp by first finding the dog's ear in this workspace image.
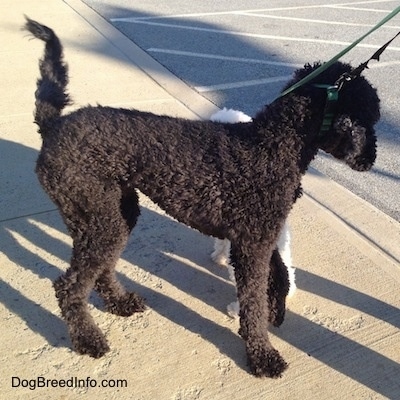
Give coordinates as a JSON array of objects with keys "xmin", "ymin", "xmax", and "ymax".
[
  {"xmin": 322, "ymin": 70, "xmax": 380, "ymax": 172},
  {"xmin": 326, "ymin": 115, "xmax": 377, "ymax": 171}
]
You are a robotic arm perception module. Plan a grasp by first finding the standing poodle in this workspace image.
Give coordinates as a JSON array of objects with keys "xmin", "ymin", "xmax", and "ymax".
[{"xmin": 25, "ymin": 18, "xmax": 380, "ymax": 378}]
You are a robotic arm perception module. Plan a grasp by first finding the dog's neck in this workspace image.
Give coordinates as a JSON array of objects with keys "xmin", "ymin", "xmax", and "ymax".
[{"xmin": 254, "ymin": 92, "xmax": 327, "ymax": 173}]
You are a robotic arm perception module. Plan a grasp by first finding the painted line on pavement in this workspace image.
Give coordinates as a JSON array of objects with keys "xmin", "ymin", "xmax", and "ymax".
[
  {"xmin": 111, "ymin": 19, "xmax": 400, "ymax": 52},
  {"xmin": 326, "ymin": 5, "xmax": 396, "ymax": 12},
  {"xmin": 147, "ymin": 48, "xmax": 302, "ymax": 67},
  {"xmin": 111, "ymin": 0, "xmax": 396, "ymax": 21},
  {"xmin": 195, "ymin": 76, "xmax": 292, "ymax": 93},
  {"xmin": 236, "ymin": 12, "xmax": 399, "ymax": 29}
]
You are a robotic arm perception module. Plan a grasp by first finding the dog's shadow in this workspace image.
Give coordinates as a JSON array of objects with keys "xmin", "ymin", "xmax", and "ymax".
[{"xmin": 275, "ymin": 267, "xmax": 400, "ymax": 396}]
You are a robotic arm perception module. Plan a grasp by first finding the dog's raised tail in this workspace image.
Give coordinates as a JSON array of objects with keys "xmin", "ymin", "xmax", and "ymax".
[{"xmin": 24, "ymin": 17, "xmax": 70, "ymax": 135}]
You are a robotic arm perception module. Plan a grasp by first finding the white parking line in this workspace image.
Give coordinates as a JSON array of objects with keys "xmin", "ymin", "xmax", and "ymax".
[
  {"xmin": 236, "ymin": 12, "xmax": 399, "ymax": 29},
  {"xmin": 111, "ymin": 1, "xmax": 398, "ymax": 21},
  {"xmin": 147, "ymin": 49, "xmax": 297, "ymax": 92},
  {"xmin": 326, "ymin": 5, "xmax": 397, "ymax": 12},
  {"xmin": 195, "ymin": 76, "xmax": 292, "ymax": 93},
  {"xmin": 112, "ymin": 19, "xmax": 400, "ymax": 52},
  {"xmin": 367, "ymin": 60, "xmax": 400, "ymax": 68},
  {"xmin": 259, "ymin": 0, "xmax": 398, "ymax": 12},
  {"xmin": 336, "ymin": 0, "xmax": 397, "ymax": 4},
  {"xmin": 147, "ymin": 48, "xmax": 302, "ymax": 68}
]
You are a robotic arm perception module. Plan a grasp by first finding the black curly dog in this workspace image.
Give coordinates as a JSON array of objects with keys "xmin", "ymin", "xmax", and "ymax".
[{"xmin": 25, "ymin": 18, "xmax": 379, "ymax": 377}]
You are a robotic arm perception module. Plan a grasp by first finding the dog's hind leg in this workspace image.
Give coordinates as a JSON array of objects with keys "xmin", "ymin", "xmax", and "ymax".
[
  {"xmin": 53, "ymin": 185, "xmax": 143, "ymax": 358},
  {"xmin": 94, "ymin": 189, "xmax": 146, "ymax": 316},
  {"xmin": 55, "ymin": 263, "xmax": 110, "ymax": 358},
  {"xmin": 230, "ymin": 242, "xmax": 288, "ymax": 378},
  {"xmin": 267, "ymin": 249, "xmax": 289, "ymax": 327}
]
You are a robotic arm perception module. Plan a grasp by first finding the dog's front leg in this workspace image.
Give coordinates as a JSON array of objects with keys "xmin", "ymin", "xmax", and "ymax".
[{"xmin": 231, "ymin": 243, "xmax": 288, "ymax": 378}]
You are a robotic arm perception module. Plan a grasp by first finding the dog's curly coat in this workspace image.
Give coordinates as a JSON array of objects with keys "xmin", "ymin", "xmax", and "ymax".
[{"xmin": 25, "ymin": 18, "xmax": 380, "ymax": 378}]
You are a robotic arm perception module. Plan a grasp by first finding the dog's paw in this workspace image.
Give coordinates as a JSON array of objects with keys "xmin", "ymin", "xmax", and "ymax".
[
  {"xmin": 71, "ymin": 325, "xmax": 110, "ymax": 358},
  {"xmin": 227, "ymin": 301, "xmax": 240, "ymax": 318},
  {"xmin": 105, "ymin": 292, "xmax": 146, "ymax": 317},
  {"xmin": 211, "ymin": 250, "xmax": 229, "ymax": 266},
  {"xmin": 247, "ymin": 347, "xmax": 288, "ymax": 378},
  {"xmin": 268, "ymin": 304, "xmax": 286, "ymax": 327},
  {"xmin": 268, "ymin": 291, "xmax": 287, "ymax": 327},
  {"xmin": 211, "ymin": 238, "xmax": 230, "ymax": 266}
]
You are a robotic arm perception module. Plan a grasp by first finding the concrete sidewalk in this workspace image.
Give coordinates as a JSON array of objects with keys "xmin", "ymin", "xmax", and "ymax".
[{"xmin": 1, "ymin": 1, "xmax": 399, "ymax": 399}]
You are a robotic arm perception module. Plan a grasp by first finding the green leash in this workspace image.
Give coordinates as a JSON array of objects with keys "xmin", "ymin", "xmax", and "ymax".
[{"xmin": 279, "ymin": 5, "xmax": 400, "ymax": 99}]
